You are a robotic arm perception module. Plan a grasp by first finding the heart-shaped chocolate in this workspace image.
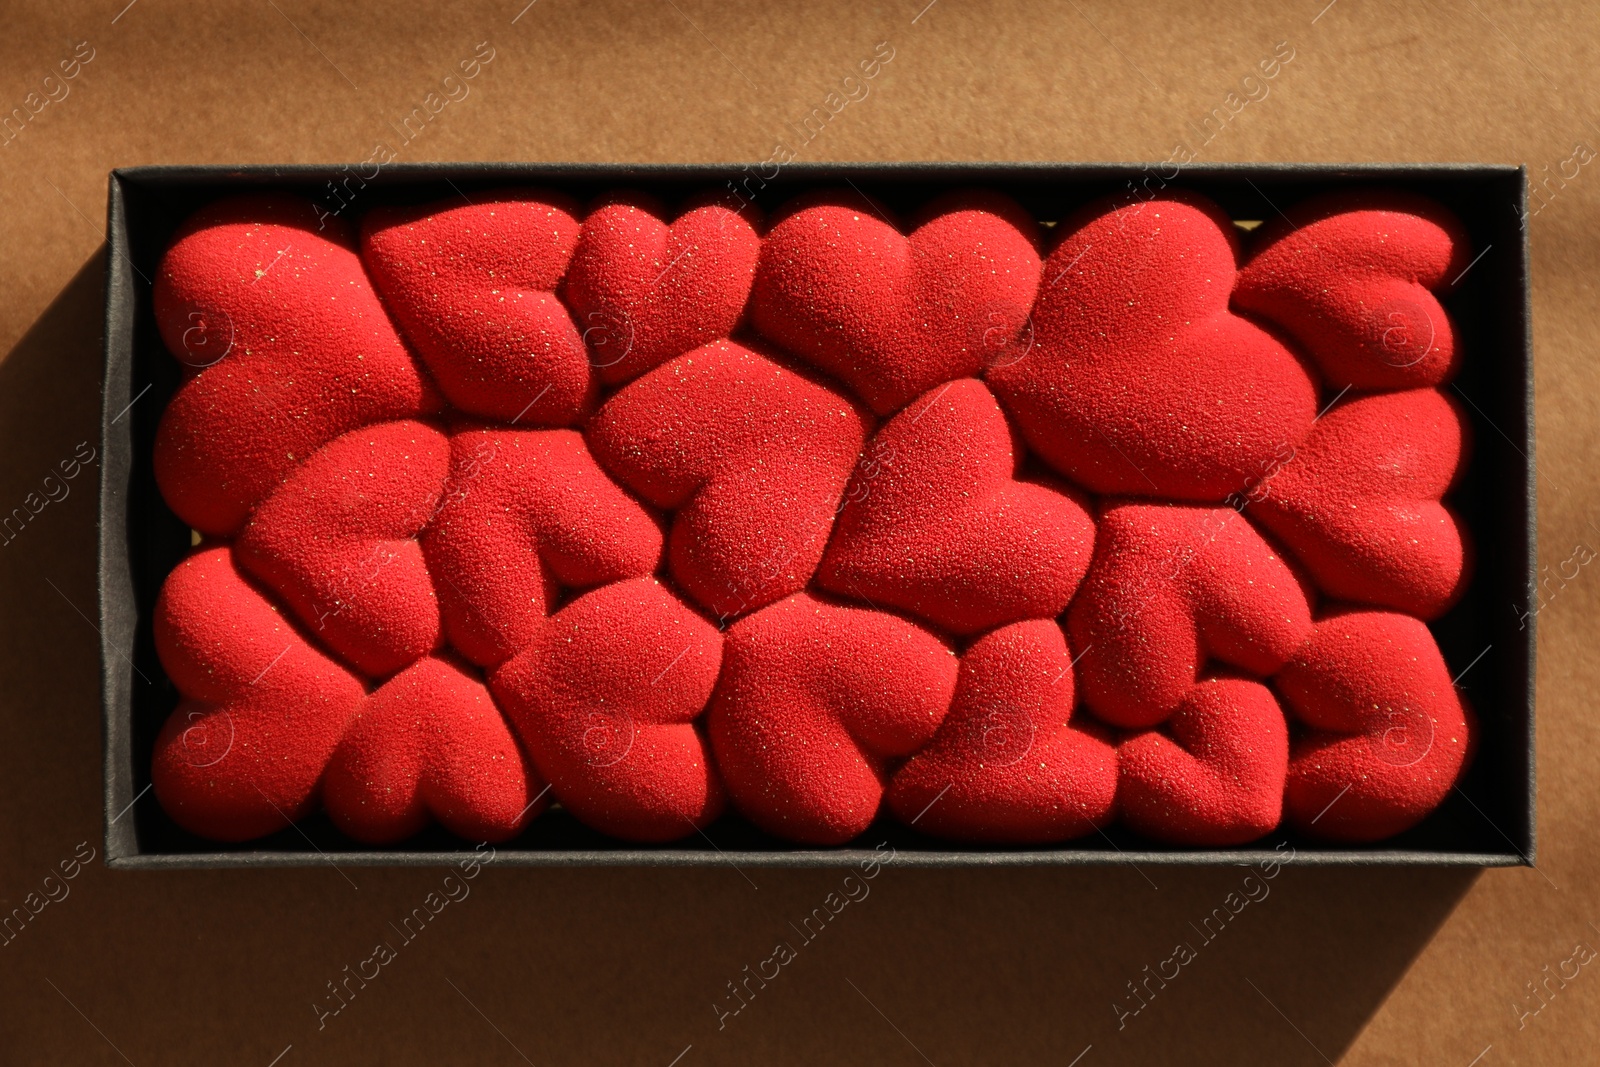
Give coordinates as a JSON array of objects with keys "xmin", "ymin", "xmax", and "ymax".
[
  {"xmin": 751, "ymin": 191, "xmax": 1041, "ymax": 415},
  {"xmin": 588, "ymin": 339, "xmax": 871, "ymax": 622},
  {"xmin": 1274, "ymin": 609, "xmax": 1473, "ymax": 842},
  {"xmin": 1117, "ymin": 677, "xmax": 1289, "ymax": 845},
  {"xmin": 423, "ymin": 426, "xmax": 663, "ymax": 667},
  {"xmin": 153, "ymin": 194, "xmax": 442, "ymax": 535},
  {"xmin": 1068, "ymin": 502, "xmax": 1314, "ymax": 728},
  {"xmin": 708, "ymin": 592, "xmax": 958, "ymax": 844},
  {"xmin": 987, "ymin": 191, "xmax": 1318, "ymax": 500},
  {"xmin": 323, "ymin": 655, "xmax": 544, "ymax": 843},
  {"xmin": 817, "ymin": 378, "xmax": 1095, "ymax": 635},
  {"xmin": 1248, "ymin": 388, "xmax": 1470, "ymax": 619},
  {"xmin": 491, "ymin": 578, "xmax": 725, "ymax": 842},
  {"xmin": 563, "ymin": 192, "xmax": 761, "ymax": 386},
  {"xmin": 1234, "ymin": 192, "xmax": 1468, "ymax": 390},
  {"xmin": 151, "ymin": 547, "xmax": 366, "ymax": 841},
  {"xmin": 234, "ymin": 420, "xmax": 448, "ymax": 678},
  {"xmin": 148, "ymin": 183, "xmax": 1487, "ymax": 850},
  {"xmin": 362, "ymin": 191, "xmax": 593, "ymax": 425},
  {"xmin": 886, "ymin": 620, "xmax": 1117, "ymax": 842}
]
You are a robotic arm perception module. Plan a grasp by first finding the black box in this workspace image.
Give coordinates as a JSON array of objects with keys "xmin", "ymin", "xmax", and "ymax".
[{"xmin": 100, "ymin": 163, "xmax": 1535, "ymax": 869}]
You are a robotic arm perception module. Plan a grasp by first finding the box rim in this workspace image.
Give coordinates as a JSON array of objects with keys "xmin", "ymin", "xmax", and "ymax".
[
  {"xmin": 101, "ymin": 172, "xmax": 141, "ymax": 865},
  {"xmin": 1514, "ymin": 165, "xmax": 1537, "ymax": 865},
  {"xmin": 105, "ymin": 849, "xmax": 1525, "ymax": 871}
]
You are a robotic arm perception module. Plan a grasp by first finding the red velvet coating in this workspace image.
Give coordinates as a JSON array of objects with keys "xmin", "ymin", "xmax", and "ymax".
[
  {"xmin": 323, "ymin": 654, "xmax": 543, "ymax": 844},
  {"xmin": 153, "ymin": 194, "xmax": 441, "ymax": 534},
  {"xmin": 491, "ymin": 578, "xmax": 725, "ymax": 842},
  {"xmin": 1276, "ymin": 609, "xmax": 1474, "ymax": 842},
  {"xmin": 362, "ymin": 191, "xmax": 593, "ymax": 424},
  {"xmin": 235, "ymin": 420, "xmax": 448, "ymax": 678},
  {"xmin": 818, "ymin": 378, "xmax": 1095, "ymax": 635},
  {"xmin": 588, "ymin": 339, "xmax": 870, "ymax": 622},
  {"xmin": 708, "ymin": 593, "xmax": 958, "ymax": 844},
  {"xmin": 887, "ymin": 620, "xmax": 1118, "ymax": 843},
  {"xmin": 1235, "ymin": 192, "xmax": 1469, "ymax": 390},
  {"xmin": 1068, "ymin": 503, "xmax": 1314, "ymax": 728},
  {"xmin": 1249, "ymin": 388, "xmax": 1470, "ymax": 619},
  {"xmin": 751, "ymin": 191, "xmax": 1041, "ymax": 415},
  {"xmin": 987, "ymin": 191, "xmax": 1318, "ymax": 500},
  {"xmin": 1118, "ymin": 677, "xmax": 1289, "ymax": 845},
  {"xmin": 564, "ymin": 192, "xmax": 761, "ymax": 385},
  {"xmin": 152, "ymin": 547, "xmax": 365, "ymax": 841},
  {"xmin": 147, "ymin": 183, "xmax": 1484, "ymax": 849},
  {"xmin": 423, "ymin": 427, "xmax": 663, "ymax": 667}
]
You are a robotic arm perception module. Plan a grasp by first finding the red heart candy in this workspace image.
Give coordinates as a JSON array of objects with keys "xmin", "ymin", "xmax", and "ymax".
[
  {"xmin": 1118, "ymin": 678, "xmax": 1289, "ymax": 845},
  {"xmin": 1275, "ymin": 610, "xmax": 1473, "ymax": 842},
  {"xmin": 423, "ymin": 427, "xmax": 663, "ymax": 667},
  {"xmin": 1248, "ymin": 388, "xmax": 1470, "ymax": 619},
  {"xmin": 563, "ymin": 192, "xmax": 762, "ymax": 386},
  {"xmin": 153, "ymin": 194, "xmax": 442, "ymax": 534},
  {"xmin": 588, "ymin": 339, "xmax": 871, "ymax": 622},
  {"xmin": 491, "ymin": 578, "xmax": 725, "ymax": 842},
  {"xmin": 708, "ymin": 592, "xmax": 958, "ymax": 844},
  {"xmin": 323, "ymin": 655, "xmax": 544, "ymax": 844},
  {"xmin": 361, "ymin": 191, "xmax": 593, "ymax": 424},
  {"xmin": 817, "ymin": 378, "xmax": 1095, "ymax": 635},
  {"xmin": 234, "ymin": 420, "xmax": 448, "ymax": 678},
  {"xmin": 152, "ymin": 547, "xmax": 366, "ymax": 841},
  {"xmin": 987, "ymin": 191, "xmax": 1318, "ymax": 500},
  {"xmin": 1234, "ymin": 193, "xmax": 1469, "ymax": 390},
  {"xmin": 886, "ymin": 620, "xmax": 1117, "ymax": 843},
  {"xmin": 751, "ymin": 191, "xmax": 1041, "ymax": 415},
  {"xmin": 1068, "ymin": 503, "xmax": 1314, "ymax": 728}
]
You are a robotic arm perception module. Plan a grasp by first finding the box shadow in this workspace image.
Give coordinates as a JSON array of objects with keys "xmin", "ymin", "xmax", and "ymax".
[
  {"xmin": 0, "ymin": 254, "xmax": 111, "ymax": 846},
  {"xmin": 0, "ymin": 245, "xmax": 1483, "ymax": 1066}
]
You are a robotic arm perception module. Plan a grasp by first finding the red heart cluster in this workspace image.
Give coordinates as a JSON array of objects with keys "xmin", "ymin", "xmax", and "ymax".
[{"xmin": 146, "ymin": 184, "xmax": 1476, "ymax": 848}]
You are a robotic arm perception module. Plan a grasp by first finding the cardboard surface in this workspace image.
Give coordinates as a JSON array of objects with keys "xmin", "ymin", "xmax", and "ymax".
[{"xmin": 0, "ymin": 1, "xmax": 1594, "ymax": 1063}]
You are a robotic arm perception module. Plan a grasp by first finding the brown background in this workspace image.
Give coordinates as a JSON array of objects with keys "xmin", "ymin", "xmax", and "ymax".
[{"xmin": 1, "ymin": 0, "xmax": 1596, "ymax": 1063}]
